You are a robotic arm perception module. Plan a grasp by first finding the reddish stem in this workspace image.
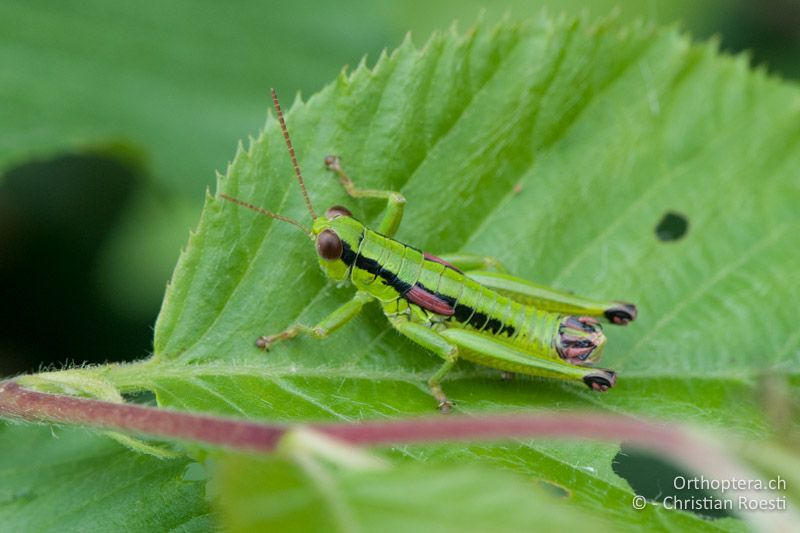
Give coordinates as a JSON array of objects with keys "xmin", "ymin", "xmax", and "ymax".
[
  {"xmin": 0, "ymin": 380, "xmax": 727, "ymax": 469},
  {"xmin": 0, "ymin": 381, "xmax": 285, "ymax": 451},
  {"xmin": 2, "ymin": 380, "xmax": 792, "ymax": 531}
]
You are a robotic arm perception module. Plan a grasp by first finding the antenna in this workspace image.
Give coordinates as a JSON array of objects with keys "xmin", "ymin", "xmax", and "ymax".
[
  {"xmin": 271, "ymin": 88, "xmax": 317, "ymax": 220},
  {"xmin": 219, "ymin": 194, "xmax": 312, "ymax": 236}
]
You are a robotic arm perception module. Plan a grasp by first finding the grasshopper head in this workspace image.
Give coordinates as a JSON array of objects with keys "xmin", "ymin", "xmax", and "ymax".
[
  {"xmin": 556, "ymin": 316, "xmax": 606, "ymax": 365},
  {"xmin": 311, "ymin": 206, "xmax": 364, "ymax": 282}
]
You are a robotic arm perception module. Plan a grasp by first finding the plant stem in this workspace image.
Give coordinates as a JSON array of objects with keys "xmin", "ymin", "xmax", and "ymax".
[
  {"xmin": 0, "ymin": 381, "xmax": 285, "ymax": 450},
  {"xmin": 0, "ymin": 378, "xmax": 793, "ymax": 532},
  {"xmin": 0, "ymin": 379, "xmax": 755, "ymax": 461}
]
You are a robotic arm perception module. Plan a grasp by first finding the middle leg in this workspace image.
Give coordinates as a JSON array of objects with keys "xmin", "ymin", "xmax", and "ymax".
[{"xmin": 388, "ymin": 317, "xmax": 459, "ymax": 413}]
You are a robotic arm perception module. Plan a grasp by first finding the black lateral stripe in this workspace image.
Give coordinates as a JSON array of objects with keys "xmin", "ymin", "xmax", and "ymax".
[
  {"xmin": 378, "ymin": 264, "xmax": 401, "ymax": 289},
  {"xmin": 468, "ymin": 310, "xmax": 489, "ymax": 330},
  {"xmin": 485, "ymin": 317, "xmax": 502, "ymax": 334},
  {"xmin": 340, "ymin": 231, "xmax": 364, "ymax": 268},
  {"xmin": 429, "ymin": 287, "xmax": 474, "ymax": 322},
  {"xmin": 345, "ymin": 240, "xmax": 516, "ymax": 337},
  {"xmin": 453, "ymin": 303, "xmax": 473, "ymax": 322},
  {"xmin": 351, "ymin": 248, "xmax": 413, "ymax": 295},
  {"xmin": 341, "ymin": 241, "xmax": 358, "ymax": 266},
  {"xmin": 430, "ymin": 286, "xmax": 515, "ymax": 337},
  {"xmin": 483, "ymin": 317, "xmax": 505, "ymax": 335}
]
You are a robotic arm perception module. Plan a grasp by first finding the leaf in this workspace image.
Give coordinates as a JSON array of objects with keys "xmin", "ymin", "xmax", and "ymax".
[
  {"xmin": 146, "ymin": 16, "xmax": 800, "ymax": 424},
  {"xmin": 0, "ymin": 1, "xmax": 404, "ymax": 322},
  {"xmin": 10, "ymin": 14, "xmax": 800, "ymax": 531},
  {"xmin": 0, "ymin": 1, "xmax": 395, "ymax": 195},
  {"xmin": 215, "ymin": 453, "xmax": 613, "ymax": 533},
  {"xmin": 0, "ymin": 423, "xmax": 210, "ymax": 532}
]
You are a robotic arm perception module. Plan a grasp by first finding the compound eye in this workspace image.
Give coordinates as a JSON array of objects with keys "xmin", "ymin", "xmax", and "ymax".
[
  {"xmin": 316, "ymin": 229, "xmax": 343, "ymax": 260},
  {"xmin": 325, "ymin": 205, "xmax": 352, "ymax": 219}
]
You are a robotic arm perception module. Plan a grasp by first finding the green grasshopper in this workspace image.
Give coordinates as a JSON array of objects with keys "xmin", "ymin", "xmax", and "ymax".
[{"xmin": 220, "ymin": 89, "xmax": 637, "ymax": 412}]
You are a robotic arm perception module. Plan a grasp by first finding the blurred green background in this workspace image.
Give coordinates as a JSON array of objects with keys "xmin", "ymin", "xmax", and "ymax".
[{"xmin": 1, "ymin": 0, "xmax": 799, "ymax": 375}]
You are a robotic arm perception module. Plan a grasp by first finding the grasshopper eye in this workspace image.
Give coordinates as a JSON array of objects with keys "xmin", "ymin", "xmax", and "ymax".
[
  {"xmin": 325, "ymin": 205, "xmax": 352, "ymax": 219},
  {"xmin": 316, "ymin": 229, "xmax": 343, "ymax": 260}
]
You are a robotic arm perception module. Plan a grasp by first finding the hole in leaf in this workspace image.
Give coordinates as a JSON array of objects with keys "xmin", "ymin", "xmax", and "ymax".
[
  {"xmin": 122, "ymin": 390, "xmax": 157, "ymax": 405},
  {"xmin": 0, "ymin": 488, "xmax": 36, "ymax": 505},
  {"xmin": 535, "ymin": 479, "xmax": 570, "ymax": 499},
  {"xmin": 655, "ymin": 211, "xmax": 689, "ymax": 241},
  {"xmin": 613, "ymin": 445, "xmax": 733, "ymax": 520},
  {"xmin": 182, "ymin": 462, "xmax": 208, "ymax": 482}
]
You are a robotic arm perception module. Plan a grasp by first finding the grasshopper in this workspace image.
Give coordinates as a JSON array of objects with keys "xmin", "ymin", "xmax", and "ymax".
[{"xmin": 220, "ymin": 89, "xmax": 637, "ymax": 412}]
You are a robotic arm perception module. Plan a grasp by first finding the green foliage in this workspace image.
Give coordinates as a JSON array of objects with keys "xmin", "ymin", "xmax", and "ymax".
[
  {"xmin": 215, "ymin": 453, "xmax": 610, "ymax": 532},
  {"xmin": 1, "ymin": 1, "xmax": 786, "ymax": 352},
  {"xmin": 0, "ymin": 1, "xmax": 392, "ymax": 195},
  {"xmin": 3, "ymin": 14, "xmax": 799, "ymax": 532},
  {"xmin": 0, "ymin": 1, "xmax": 402, "ymax": 320},
  {"xmin": 0, "ymin": 423, "xmax": 210, "ymax": 532},
  {"xmin": 152, "ymin": 16, "xmax": 799, "ymax": 428}
]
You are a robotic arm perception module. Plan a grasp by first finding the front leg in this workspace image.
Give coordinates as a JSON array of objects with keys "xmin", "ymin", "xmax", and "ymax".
[
  {"xmin": 324, "ymin": 156, "xmax": 406, "ymax": 238},
  {"xmin": 257, "ymin": 291, "xmax": 372, "ymax": 350}
]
